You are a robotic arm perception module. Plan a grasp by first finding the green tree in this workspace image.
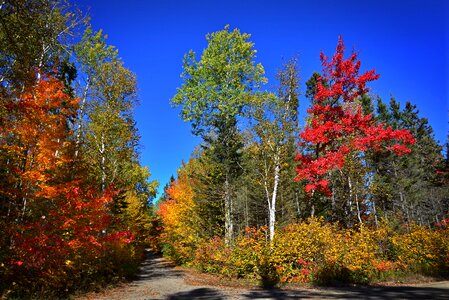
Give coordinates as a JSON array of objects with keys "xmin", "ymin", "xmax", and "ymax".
[
  {"xmin": 370, "ymin": 97, "xmax": 445, "ymax": 226},
  {"xmin": 74, "ymin": 26, "xmax": 157, "ymax": 237},
  {"xmin": 171, "ymin": 25, "xmax": 266, "ymax": 244},
  {"xmin": 73, "ymin": 25, "xmax": 118, "ymax": 158},
  {"xmin": 248, "ymin": 57, "xmax": 300, "ymax": 241},
  {"xmin": 0, "ymin": 0, "xmax": 83, "ymax": 95}
]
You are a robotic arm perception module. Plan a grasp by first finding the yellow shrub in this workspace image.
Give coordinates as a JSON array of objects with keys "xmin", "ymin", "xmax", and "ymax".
[
  {"xmin": 391, "ymin": 225, "xmax": 449, "ymax": 274},
  {"xmin": 333, "ymin": 226, "xmax": 378, "ymax": 282},
  {"xmin": 271, "ymin": 218, "xmax": 337, "ymax": 283},
  {"xmin": 194, "ymin": 237, "xmax": 232, "ymax": 275},
  {"xmin": 230, "ymin": 226, "xmax": 273, "ymax": 281},
  {"xmin": 188, "ymin": 219, "xmax": 449, "ymax": 285}
]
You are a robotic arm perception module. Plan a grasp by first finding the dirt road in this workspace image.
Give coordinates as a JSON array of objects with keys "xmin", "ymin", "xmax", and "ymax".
[{"xmin": 77, "ymin": 250, "xmax": 449, "ymax": 299}]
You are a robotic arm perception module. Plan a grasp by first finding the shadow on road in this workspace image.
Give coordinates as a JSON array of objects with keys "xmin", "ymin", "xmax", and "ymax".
[
  {"xmin": 166, "ymin": 287, "xmax": 226, "ymax": 300},
  {"xmin": 242, "ymin": 285, "xmax": 449, "ymax": 299},
  {"xmin": 133, "ymin": 250, "xmax": 184, "ymax": 282},
  {"xmin": 134, "ymin": 250, "xmax": 449, "ymax": 299}
]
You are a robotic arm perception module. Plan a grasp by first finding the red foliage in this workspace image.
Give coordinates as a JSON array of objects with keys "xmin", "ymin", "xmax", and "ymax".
[
  {"xmin": 13, "ymin": 184, "xmax": 117, "ymax": 269},
  {"xmin": 2, "ymin": 76, "xmax": 132, "ymax": 270},
  {"xmin": 296, "ymin": 37, "xmax": 415, "ymax": 195}
]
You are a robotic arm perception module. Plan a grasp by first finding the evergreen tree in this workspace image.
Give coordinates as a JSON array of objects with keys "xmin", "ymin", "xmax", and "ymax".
[{"xmin": 370, "ymin": 98, "xmax": 446, "ymax": 225}]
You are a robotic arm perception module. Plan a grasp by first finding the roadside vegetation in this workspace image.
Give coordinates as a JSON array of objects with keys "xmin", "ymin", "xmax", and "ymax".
[
  {"xmin": 155, "ymin": 25, "xmax": 449, "ymax": 287},
  {"xmin": 1, "ymin": 1, "xmax": 448, "ymax": 298},
  {"xmin": 0, "ymin": 1, "xmax": 156, "ymax": 298}
]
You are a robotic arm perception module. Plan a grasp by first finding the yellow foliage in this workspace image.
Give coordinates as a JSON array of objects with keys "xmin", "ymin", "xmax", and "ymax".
[
  {"xmin": 186, "ymin": 219, "xmax": 449, "ymax": 284},
  {"xmin": 158, "ymin": 160, "xmax": 203, "ymax": 263},
  {"xmin": 391, "ymin": 225, "xmax": 449, "ymax": 273}
]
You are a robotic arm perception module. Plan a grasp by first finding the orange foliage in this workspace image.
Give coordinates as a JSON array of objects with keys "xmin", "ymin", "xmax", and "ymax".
[
  {"xmin": 157, "ymin": 161, "xmax": 202, "ymax": 263},
  {"xmin": 1, "ymin": 77, "xmax": 78, "ymax": 207},
  {"xmin": 1, "ymin": 77, "xmax": 136, "ymax": 296}
]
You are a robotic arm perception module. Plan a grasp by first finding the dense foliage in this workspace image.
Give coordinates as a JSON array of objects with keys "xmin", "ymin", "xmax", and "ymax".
[
  {"xmin": 1, "ymin": 1, "xmax": 447, "ymax": 296},
  {"xmin": 295, "ymin": 37, "xmax": 416, "ymax": 226},
  {"xmin": 193, "ymin": 219, "xmax": 449, "ymax": 285},
  {"xmin": 0, "ymin": 1, "xmax": 156, "ymax": 298},
  {"xmin": 157, "ymin": 27, "xmax": 449, "ymax": 285}
]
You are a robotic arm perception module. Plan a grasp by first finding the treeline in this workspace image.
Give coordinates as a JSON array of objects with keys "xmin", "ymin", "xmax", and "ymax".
[
  {"xmin": 0, "ymin": 0, "xmax": 157, "ymax": 298},
  {"xmin": 155, "ymin": 27, "xmax": 449, "ymax": 282}
]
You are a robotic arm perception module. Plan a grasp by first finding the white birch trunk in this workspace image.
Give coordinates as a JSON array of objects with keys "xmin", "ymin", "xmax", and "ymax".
[
  {"xmin": 224, "ymin": 175, "xmax": 233, "ymax": 245},
  {"xmin": 269, "ymin": 154, "xmax": 280, "ymax": 242},
  {"xmin": 372, "ymin": 198, "xmax": 379, "ymax": 229},
  {"xmin": 74, "ymin": 78, "xmax": 90, "ymax": 158},
  {"xmin": 355, "ymin": 190, "xmax": 363, "ymax": 225},
  {"xmin": 100, "ymin": 133, "xmax": 105, "ymax": 193}
]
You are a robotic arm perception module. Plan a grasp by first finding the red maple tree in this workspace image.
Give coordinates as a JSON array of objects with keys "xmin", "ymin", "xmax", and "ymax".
[{"xmin": 295, "ymin": 37, "xmax": 415, "ymax": 196}]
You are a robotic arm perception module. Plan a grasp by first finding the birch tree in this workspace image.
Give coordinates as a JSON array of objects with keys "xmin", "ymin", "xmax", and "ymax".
[
  {"xmin": 74, "ymin": 26, "xmax": 157, "ymax": 217},
  {"xmin": 249, "ymin": 57, "xmax": 300, "ymax": 241}
]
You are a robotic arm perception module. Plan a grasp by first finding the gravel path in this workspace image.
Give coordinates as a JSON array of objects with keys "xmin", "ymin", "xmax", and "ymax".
[
  {"xmin": 77, "ymin": 250, "xmax": 233, "ymax": 300},
  {"xmin": 77, "ymin": 250, "xmax": 449, "ymax": 300}
]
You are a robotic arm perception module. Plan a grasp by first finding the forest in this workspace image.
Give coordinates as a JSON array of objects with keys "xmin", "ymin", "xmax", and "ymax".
[
  {"xmin": 156, "ymin": 25, "xmax": 449, "ymax": 287},
  {"xmin": 0, "ymin": 0, "xmax": 448, "ymax": 298},
  {"xmin": 0, "ymin": 0, "xmax": 157, "ymax": 298}
]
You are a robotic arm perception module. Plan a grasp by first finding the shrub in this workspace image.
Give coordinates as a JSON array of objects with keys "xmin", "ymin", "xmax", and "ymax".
[
  {"xmin": 194, "ymin": 236, "xmax": 232, "ymax": 275},
  {"xmin": 160, "ymin": 217, "xmax": 449, "ymax": 286},
  {"xmin": 391, "ymin": 225, "xmax": 449, "ymax": 275},
  {"xmin": 271, "ymin": 218, "xmax": 336, "ymax": 283},
  {"xmin": 230, "ymin": 226, "xmax": 276, "ymax": 283}
]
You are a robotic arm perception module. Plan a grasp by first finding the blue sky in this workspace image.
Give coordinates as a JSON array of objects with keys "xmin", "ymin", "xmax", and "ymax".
[{"xmin": 75, "ymin": 0, "xmax": 448, "ymax": 200}]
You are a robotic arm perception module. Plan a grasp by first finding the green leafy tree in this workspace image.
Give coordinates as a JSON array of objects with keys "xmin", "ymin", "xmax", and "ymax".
[
  {"xmin": 73, "ymin": 26, "xmax": 157, "ymax": 240},
  {"xmin": 0, "ymin": 0, "xmax": 83, "ymax": 95},
  {"xmin": 171, "ymin": 25, "xmax": 266, "ymax": 244}
]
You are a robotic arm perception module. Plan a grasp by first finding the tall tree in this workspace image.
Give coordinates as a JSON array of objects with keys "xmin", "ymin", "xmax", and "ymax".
[
  {"xmin": 0, "ymin": 0, "xmax": 82, "ymax": 95},
  {"xmin": 74, "ymin": 26, "xmax": 157, "ymax": 220},
  {"xmin": 158, "ymin": 159, "xmax": 205, "ymax": 262},
  {"xmin": 370, "ymin": 97, "xmax": 446, "ymax": 225},
  {"xmin": 249, "ymin": 57, "xmax": 300, "ymax": 241},
  {"xmin": 171, "ymin": 25, "xmax": 266, "ymax": 244},
  {"xmin": 295, "ymin": 37, "xmax": 415, "ymax": 226},
  {"xmin": 73, "ymin": 25, "xmax": 117, "ymax": 158},
  {"xmin": 0, "ymin": 76, "xmax": 77, "ymax": 231}
]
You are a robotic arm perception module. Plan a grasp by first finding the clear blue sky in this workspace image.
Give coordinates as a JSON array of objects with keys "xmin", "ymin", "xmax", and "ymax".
[{"xmin": 75, "ymin": 0, "xmax": 448, "ymax": 200}]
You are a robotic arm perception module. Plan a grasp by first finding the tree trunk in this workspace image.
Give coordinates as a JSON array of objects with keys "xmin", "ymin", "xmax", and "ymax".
[
  {"xmin": 74, "ymin": 78, "xmax": 90, "ymax": 158},
  {"xmin": 355, "ymin": 190, "xmax": 363, "ymax": 226},
  {"xmin": 100, "ymin": 133, "xmax": 106, "ymax": 193},
  {"xmin": 372, "ymin": 198, "xmax": 379, "ymax": 229},
  {"xmin": 20, "ymin": 149, "xmax": 33, "ymax": 221},
  {"xmin": 295, "ymin": 192, "xmax": 301, "ymax": 217},
  {"xmin": 245, "ymin": 187, "xmax": 249, "ymax": 228},
  {"xmin": 224, "ymin": 175, "xmax": 233, "ymax": 245},
  {"xmin": 347, "ymin": 174, "xmax": 354, "ymax": 225},
  {"xmin": 269, "ymin": 154, "xmax": 280, "ymax": 242}
]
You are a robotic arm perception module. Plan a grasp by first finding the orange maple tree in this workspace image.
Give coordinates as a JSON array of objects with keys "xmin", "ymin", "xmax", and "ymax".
[
  {"xmin": 158, "ymin": 160, "xmax": 203, "ymax": 262},
  {"xmin": 1, "ymin": 76, "xmax": 132, "ymax": 272}
]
